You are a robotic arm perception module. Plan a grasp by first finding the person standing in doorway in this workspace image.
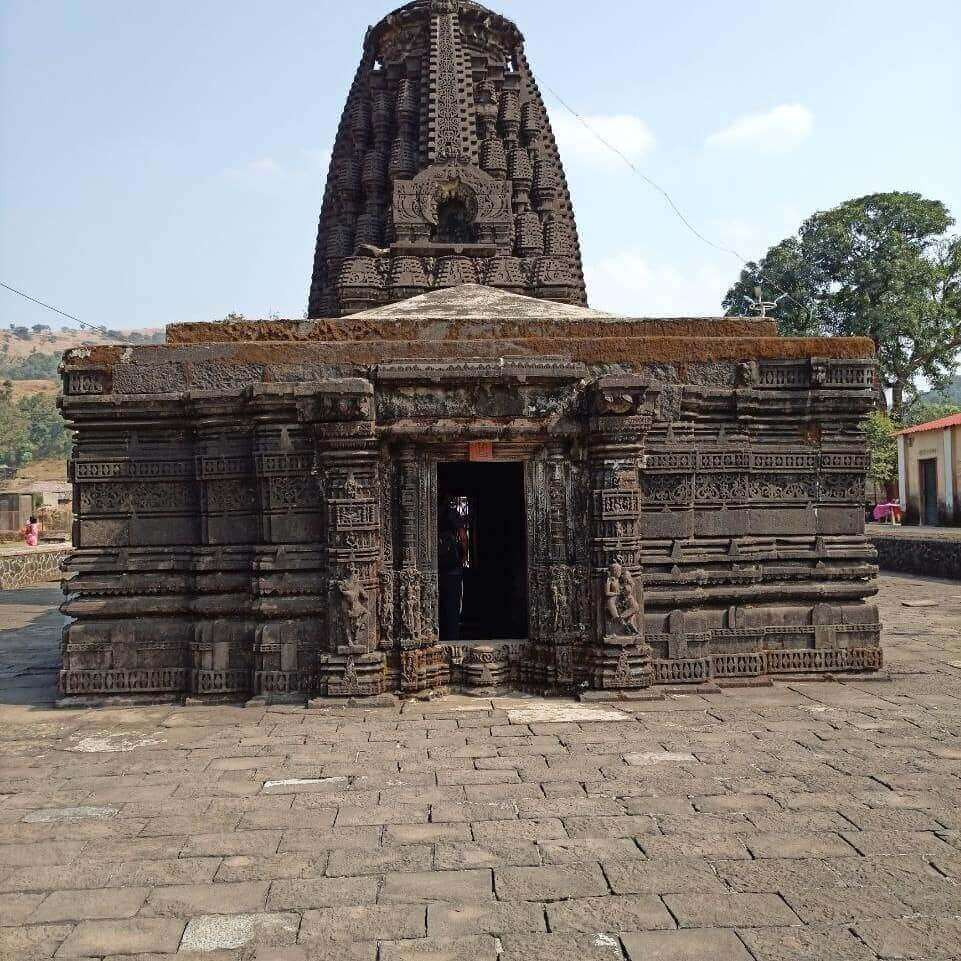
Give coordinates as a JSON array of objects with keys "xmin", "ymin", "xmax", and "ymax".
[{"xmin": 438, "ymin": 507, "xmax": 467, "ymax": 641}]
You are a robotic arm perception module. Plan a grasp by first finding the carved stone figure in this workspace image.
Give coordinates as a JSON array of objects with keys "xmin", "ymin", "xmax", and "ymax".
[
  {"xmin": 604, "ymin": 562, "xmax": 640, "ymax": 636},
  {"xmin": 617, "ymin": 568, "xmax": 642, "ymax": 636},
  {"xmin": 342, "ymin": 472, "xmax": 362, "ymax": 499},
  {"xmin": 399, "ymin": 568, "xmax": 422, "ymax": 642},
  {"xmin": 335, "ymin": 568, "xmax": 370, "ymax": 649}
]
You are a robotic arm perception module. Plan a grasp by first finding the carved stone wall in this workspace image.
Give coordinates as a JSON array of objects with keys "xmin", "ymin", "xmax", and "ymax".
[
  {"xmin": 640, "ymin": 358, "xmax": 881, "ymax": 683},
  {"xmin": 58, "ymin": 344, "xmax": 881, "ymax": 704},
  {"xmin": 61, "ymin": 396, "xmax": 200, "ymax": 701},
  {"xmin": 249, "ymin": 393, "xmax": 326, "ymax": 700}
]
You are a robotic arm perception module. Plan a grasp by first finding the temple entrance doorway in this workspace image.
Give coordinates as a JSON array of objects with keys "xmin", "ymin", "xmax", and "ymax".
[{"xmin": 437, "ymin": 461, "xmax": 528, "ymax": 642}]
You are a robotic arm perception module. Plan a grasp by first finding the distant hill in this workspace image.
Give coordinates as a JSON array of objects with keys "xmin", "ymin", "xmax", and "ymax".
[
  {"xmin": 11, "ymin": 456, "xmax": 68, "ymax": 483},
  {"xmin": 918, "ymin": 375, "xmax": 961, "ymax": 405},
  {"xmin": 7, "ymin": 379, "xmax": 59, "ymax": 400},
  {"xmin": 0, "ymin": 326, "xmax": 163, "ymax": 380}
]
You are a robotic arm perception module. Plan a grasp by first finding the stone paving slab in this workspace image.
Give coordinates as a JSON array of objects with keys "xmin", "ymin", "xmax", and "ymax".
[{"xmin": 0, "ymin": 573, "xmax": 959, "ymax": 959}]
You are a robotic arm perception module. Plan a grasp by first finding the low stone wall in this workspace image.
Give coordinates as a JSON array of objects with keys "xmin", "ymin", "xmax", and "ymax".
[
  {"xmin": 870, "ymin": 530, "xmax": 961, "ymax": 580},
  {"xmin": 0, "ymin": 545, "xmax": 70, "ymax": 590}
]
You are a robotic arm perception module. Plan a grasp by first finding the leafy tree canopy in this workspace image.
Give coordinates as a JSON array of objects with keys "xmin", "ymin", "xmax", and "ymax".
[
  {"xmin": 0, "ymin": 383, "xmax": 70, "ymax": 468},
  {"xmin": 0, "ymin": 351, "xmax": 61, "ymax": 380},
  {"xmin": 861, "ymin": 411, "xmax": 899, "ymax": 488},
  {"xmin": 724, "ymin": 192, "xmax": 961, "ymax": 416}
]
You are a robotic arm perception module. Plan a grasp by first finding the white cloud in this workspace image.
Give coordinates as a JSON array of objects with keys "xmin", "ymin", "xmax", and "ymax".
[
  {"xmin": 549, "ymin": 110, "xmax": 656, "ymax": 168},
  {"xmin": 706, "ymin": 104, "xmax": 814, "ymax": 154},
  {"xmin": 586, "ymin": 249, "xmax": 729, "ymax": 317}
]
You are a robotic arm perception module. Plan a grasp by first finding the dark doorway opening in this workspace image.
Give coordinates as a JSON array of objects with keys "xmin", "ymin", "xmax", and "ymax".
[
  {"xmin": 437, "ymin": 461, "xmax": 528, "ymax": 641},
  {"xmin": 920, "ymin": 458, "xmax": 940, "ymax": 526}
]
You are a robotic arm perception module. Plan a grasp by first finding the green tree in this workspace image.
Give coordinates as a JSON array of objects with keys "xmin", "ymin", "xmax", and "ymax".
[
  {"xmin": 861, "ymin": 411, "xmax": 899, "ymax": 491},
  {"xmin": 0, "ymin": 382, "xmax": 31, "ymax": 466},
  {"xmin": 724, "ymin": 192, "xmax": 961, "ymax": 417},
  {"xmin": 0, "ymin": 384, "xmax": 71, "ymax": 467},
  {"xmin": 18, "ymin": 393, "xmax": 71, "ymax": 461}
]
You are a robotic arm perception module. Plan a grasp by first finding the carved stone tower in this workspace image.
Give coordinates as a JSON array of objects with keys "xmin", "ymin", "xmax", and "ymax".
[{"xmin": 307, "ymin": 0, "xmax": 587, "ymax": 317}]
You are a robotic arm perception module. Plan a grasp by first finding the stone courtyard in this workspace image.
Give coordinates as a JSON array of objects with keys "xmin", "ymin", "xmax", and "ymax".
[{"xmin": 0, "ymin": 573, "xmax": 958, "ymax": 960}]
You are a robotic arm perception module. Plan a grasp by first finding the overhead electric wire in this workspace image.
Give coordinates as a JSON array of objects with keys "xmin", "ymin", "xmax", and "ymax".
[
  {"xmin": 1, "ymin": 280, "xmax": 111, "ymax": 335},
  {"xmin": 6, "ymin": 90, "xmax": 814, "ymax": 327},
  {"xmin": 542, "ymin": 82, "xmax": 814, "ymax": 322}
]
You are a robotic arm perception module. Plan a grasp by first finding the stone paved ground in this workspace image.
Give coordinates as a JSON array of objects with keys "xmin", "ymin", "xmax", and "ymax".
[{"xmin": 0, "ymin": 574, "xmax": 960, "ymax": 960}]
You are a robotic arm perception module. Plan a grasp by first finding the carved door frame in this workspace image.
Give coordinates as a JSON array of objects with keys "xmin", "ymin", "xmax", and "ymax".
[{"xmin": 420, "ymin": 442, "xmax": 544, "ymax": 642}]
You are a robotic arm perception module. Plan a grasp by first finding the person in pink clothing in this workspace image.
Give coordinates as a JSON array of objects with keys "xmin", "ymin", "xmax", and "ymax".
[{"xmin": 22, "ymin": 515, "xmax": 40, "ymax": 547}]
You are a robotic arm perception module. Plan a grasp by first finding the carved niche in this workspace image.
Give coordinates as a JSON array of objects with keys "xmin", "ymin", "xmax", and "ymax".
[{"xmin": 392, "ymin": 161, "xmax": 513, "ymax": 249}]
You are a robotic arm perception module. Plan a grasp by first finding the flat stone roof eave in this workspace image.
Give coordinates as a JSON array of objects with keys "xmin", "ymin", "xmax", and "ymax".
[
  {"xmin": 163, "ymin": 315, "xmax": 780, "ymax": 345},
  {"xmin": 61, "ymin": 336, "xmax": 876, "ymax": 373}
]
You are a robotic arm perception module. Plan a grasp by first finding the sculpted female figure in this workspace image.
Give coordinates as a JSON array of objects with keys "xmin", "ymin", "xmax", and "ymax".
[
  {"xmin": 605, "ymin": 560, "xmax": 641, "ymax": 636},
  {"xmin": 618, "ymin": 568, "xmax": 641, "ymax": 635},
  {"xmin": 336, "ymin": 569, "xmax": 369, "ymax": 648},
  {"xmin": 604, "ymin": 562, "xmax": 623, "ymax": 632}
]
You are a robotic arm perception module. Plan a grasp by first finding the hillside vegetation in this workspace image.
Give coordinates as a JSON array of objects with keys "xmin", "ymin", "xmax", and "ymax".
[
  {"xmin": 0, "ymin": 325, "xmax": 163, "ymax": 380},
  {"xmin": 0, "ymin": 325, "xmax": 159, "ymax": 473}
]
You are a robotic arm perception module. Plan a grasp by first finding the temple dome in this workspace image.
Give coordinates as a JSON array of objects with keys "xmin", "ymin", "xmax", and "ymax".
[{"xmin": 307, "ymin": 0, "xmax": 586, "ymax": 317}]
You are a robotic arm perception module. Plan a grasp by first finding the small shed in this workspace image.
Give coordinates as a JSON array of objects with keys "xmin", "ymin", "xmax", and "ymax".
[
  {"xmin": 0, "ymin": 480, "xmax": 72, "ymax": 537},
  {"xmin": 897, "ymin": 413, "xmax": 961, "ymax": 526}
]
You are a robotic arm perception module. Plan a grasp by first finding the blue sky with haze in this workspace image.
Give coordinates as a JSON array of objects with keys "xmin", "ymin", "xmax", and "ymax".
[{"xmin": 1, "ymin": 0, "xmax": 958, "ymax": 329}]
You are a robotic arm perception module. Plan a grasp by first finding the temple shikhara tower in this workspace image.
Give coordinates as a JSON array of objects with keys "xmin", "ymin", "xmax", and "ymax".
[
  {"xmin": 58, "ymin": 0, "xmax": 882, "ymax": 706},
  {"xmin": 307, "ymin": 0, "xmax": 586, "ymax": 317}
]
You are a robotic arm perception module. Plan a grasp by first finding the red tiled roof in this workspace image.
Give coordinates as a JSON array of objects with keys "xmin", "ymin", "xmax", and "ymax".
[{"xmin": 896, "ymin": 412, "xmax": 961, "ymax": 436}]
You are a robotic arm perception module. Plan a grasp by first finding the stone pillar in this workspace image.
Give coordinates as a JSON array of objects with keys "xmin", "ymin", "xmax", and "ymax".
[
  {"xmin": 301, "ymin": 381, "xmax": 387, "ymax": 699},
  {"xmin": 393, "ymin": 444, "xmax": 447, "ymax": 696},
  {"xmin": 523, "ymin": 441, "xmax": 584, "ymax": 693},
  {"xmin": 585, "ymin": 379, "xmax": 655, "ymax": 692},
  {"xmin": 943, "ymin": 427, "xmax": 956, "ymax": 524}
]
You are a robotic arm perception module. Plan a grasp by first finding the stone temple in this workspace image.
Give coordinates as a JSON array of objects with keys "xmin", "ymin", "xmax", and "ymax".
[{"xmin": 58, "ymin": 0, "xmax": 882, "ymax": 705}]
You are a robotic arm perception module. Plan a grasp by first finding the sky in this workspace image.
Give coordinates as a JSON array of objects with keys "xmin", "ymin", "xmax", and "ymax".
[{"xmin": 1, "ymin": 0, "xmax": 959, "ymax": 329}]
